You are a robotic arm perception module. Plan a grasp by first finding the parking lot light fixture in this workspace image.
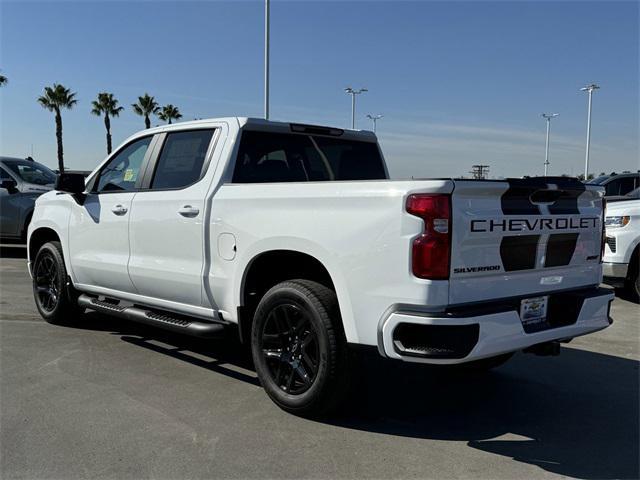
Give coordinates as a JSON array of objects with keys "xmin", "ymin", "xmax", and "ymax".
[
  {"xmin": 580, "ymin": 83, "xmax": 600, "ymax": 179},
  {"xmin": 366, "ymin": 114, "xmax": 383, "ymax": 133},
  {"xmin": 344, "ymin": 87, "xmax": 368, "ymax": 129},
  {"xmin": 542, "ymin": 113, "xmax": 559, "ymax": 176}
]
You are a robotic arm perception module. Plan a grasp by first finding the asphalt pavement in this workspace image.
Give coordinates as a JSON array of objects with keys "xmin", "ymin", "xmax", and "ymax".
[{"xmin": 1, "ymin": 245, "xmax": 638, "ymax": 479}]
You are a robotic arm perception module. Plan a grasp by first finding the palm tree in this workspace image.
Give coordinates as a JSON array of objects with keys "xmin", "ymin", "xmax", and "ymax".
[
  {"xmin": 37, "ymin": 84, "xmax": 77, "ymax": 173},
  {"xmin": 0, "ymin": 71, "xmax": 7, "ymax": 87},
  {"xmin": 157, "ymin": 104, "xmax": 183, "ymax": 124},
  {"xmin": 131, "ymin": 93, "xmax": 159, "ymax": 129},
  {"xmin": 91, "ymin": 92, "xmax": 124, "ymax": 154}
]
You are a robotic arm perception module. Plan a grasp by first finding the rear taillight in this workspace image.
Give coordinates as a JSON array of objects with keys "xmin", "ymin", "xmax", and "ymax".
[{"xmin": 406, "ymin": 194, "xmax": 451, "ymax": 280}]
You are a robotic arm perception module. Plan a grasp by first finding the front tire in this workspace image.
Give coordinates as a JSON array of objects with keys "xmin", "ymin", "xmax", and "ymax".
[
  {"xmin": 32, "ymin": 241, "xmax": 83, "ymax": 325},
  {"xmin": 251, "ymin": 280, "xmax": 349, "ymax": 417}
]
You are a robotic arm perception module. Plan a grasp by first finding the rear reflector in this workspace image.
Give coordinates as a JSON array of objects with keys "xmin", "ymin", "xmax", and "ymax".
[{"xmin": 406, "ymin": 194, "xmax": 451, "ymax": 280}]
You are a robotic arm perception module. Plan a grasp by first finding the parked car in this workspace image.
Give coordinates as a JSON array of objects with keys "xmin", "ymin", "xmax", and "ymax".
[
  {"xmin": 603, "ymin": 197, "xmax": 640, "ymax": 302},
  {"xmin": 27, "ymin": 118, "xmax": 613, "ymax": 415},
  {"xmin": 588, "ymin": 172, "xmax": 640, "ymax": 197},
  {"xmin": 0, "ymin": 157, "xmax": 56, "ymax": 241}
]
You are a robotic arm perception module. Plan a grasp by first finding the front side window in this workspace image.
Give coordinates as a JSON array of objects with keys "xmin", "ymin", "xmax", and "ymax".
[
  {"xmin": 150, "ymin": 129, "xmax": 215, "ymax": 189},
  {"xmin": 4, "ymin": 161, "xmax": 56, "ymax": 185},
  {"xmin": 232, "ymin": 131, "xmax": 387, "ymax": 183},
  {"xmin": 95, "ymin": 137, "xmax": 152, "ymax": 192}
]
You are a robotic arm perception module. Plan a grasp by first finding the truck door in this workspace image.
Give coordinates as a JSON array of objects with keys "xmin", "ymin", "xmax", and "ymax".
[
  {"xmin": 68, "ymin": 135, "xmax": 154, "ymax": 292},
  {"xmin": 127, "ymin": 127, "xmax": 221, "ymax": 307}
]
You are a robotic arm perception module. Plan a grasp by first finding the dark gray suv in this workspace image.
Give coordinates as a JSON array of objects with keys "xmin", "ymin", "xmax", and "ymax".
[{"xmin": 0, "ymin": 157, "xmax": 56, "ymax": 241}]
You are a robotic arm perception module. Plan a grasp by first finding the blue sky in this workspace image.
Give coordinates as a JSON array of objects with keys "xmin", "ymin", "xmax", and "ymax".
[{"xmin": 1, "ymin": 0, "xmax": 638, "ymax": 178}]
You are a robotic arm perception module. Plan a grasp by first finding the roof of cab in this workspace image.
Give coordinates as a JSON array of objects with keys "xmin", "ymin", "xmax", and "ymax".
[{"xmin": 140, "ymin": 117, "xmax": 377, "ymax": 141}]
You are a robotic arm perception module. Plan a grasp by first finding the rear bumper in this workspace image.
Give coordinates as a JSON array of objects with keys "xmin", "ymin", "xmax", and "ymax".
[
  {"xmin": 378, "ymin": 287, "xmax": 614, "ymax": 364},
  {"xmin": 602, "ymin": 261, "xmax": 628, "ymax": 279}
]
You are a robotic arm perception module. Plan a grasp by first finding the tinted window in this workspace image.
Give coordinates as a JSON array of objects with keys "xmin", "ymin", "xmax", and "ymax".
[
  {"xmin": 4, "ymin": 161, "xmax": 56, "ymax": 185},
  {"xmin": 618, "ymin": 177, "xmax": 637, "ymax": 195},
  {"xmin": 232, "ymin": 131, "xmax": 386, "ymax": 183},
  {"xmin": 605, "ymin": 177, "xmax": 637, "ymax": 196},
  {"xmin": 626, "ymin": 187, "xmax": 640, "ymax": 198},
  {"xmin": 0, "ymin": 167, "xmax": 13, "ymax": 181},
  {"xmin": 96, "ymin": 137, "xmax": 151, "ymax": 192},
  {"xmin": 150, "ymin": 130, "xmax": 215, "ymax": 189}
]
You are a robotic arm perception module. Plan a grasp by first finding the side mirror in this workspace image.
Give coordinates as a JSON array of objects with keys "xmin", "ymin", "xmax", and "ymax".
[
  {"xmin": 55, "ymin": 172, "xmax": 85, "ymax": 195},
  {"xmin": 0, "ymin": 178, "xmax": 18, "ymax": 193}
]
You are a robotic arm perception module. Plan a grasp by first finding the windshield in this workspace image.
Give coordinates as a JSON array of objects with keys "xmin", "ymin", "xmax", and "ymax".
[{"xmin": 4, "ymin": 161, "xmax": 56, "ymax": 185}]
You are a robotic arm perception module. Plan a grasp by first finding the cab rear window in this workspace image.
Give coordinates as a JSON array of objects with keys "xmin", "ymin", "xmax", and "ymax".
[{"xmin": 232, "ymin": 131, "xmax": 386, "ymax": 183}]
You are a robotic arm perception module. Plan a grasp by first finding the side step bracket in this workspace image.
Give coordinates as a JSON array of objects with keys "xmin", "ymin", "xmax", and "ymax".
[{"xmin": 78, "ymin": 294, "xmax": 225, "ymax": 338}]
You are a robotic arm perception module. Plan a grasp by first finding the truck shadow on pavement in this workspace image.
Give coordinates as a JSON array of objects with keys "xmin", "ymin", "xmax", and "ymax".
[
  {"xmin": 71, "ymin": 312, "xmax": 260, "ymax": 386},
  {"xmin": 69, "ymin": 311, "xmax": 639, "ymax": 480},
  {"xmin": 339, "ymin": 350, "xmax": 639, "ymax": 480}
]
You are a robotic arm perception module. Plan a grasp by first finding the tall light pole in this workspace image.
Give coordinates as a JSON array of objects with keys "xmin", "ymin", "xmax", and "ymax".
[
  {"xmin": 366, "ymin": 114, "xmax": 383, "ymax": 133},
  {"xmin": 541, "ymin": 113, "xmax": 559, "ymax": 176},
  {"xmin": 344, "ymin": 87, "xmax": 367, "ymax": 129},
  {"xmin": 580, "ymin": 83, "xmax": 600, "ymax": 179},
  {"xmin": 264, "ymin": 0, "xmax": 270, "ymax": 120}
]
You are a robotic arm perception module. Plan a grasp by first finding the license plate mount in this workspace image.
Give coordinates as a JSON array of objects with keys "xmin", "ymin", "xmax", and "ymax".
[{"xmin": 520, "ymin": 296, "xmax": 549, "ymax": 330}]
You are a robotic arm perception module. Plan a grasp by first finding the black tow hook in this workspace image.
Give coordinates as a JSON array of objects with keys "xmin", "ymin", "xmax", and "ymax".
[{"xmin": 524, "ymin": 341, "xmax": 561, "ymax": 356}]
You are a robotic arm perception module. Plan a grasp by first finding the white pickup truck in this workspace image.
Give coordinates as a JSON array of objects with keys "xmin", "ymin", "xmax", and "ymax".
[
  {"xmin": 28, "ymin": 117, "xmax": 614, "ymax": 415},
  {"xmin": 603, "ymin": 197, "xmax": 640, "ymax": 301}
]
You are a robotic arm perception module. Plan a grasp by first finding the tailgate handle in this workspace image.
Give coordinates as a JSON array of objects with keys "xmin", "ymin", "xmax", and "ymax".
[{"xmin": 530, "ymin": 189, "xmax": 562, "ymax": 205}]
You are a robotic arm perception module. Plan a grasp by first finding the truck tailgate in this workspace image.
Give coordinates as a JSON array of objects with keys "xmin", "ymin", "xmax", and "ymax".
[{"xmin": 449, "ymin": 178, "xmax": 604, "ymax": 305}]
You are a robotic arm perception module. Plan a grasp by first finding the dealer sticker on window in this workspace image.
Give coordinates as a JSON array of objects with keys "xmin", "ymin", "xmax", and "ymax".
[
  {"xmin": 520, "ymin": 296, "xmax": 549, "ymax": 327},
  {"xmin": 123, "ymin": 168, "xmax": 136, "ymax": 182}
]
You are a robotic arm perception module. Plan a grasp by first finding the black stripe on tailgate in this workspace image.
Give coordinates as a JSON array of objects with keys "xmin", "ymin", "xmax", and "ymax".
[
  {"xmin": 544, "ymin": 233, "xmax": 579, "ymax": 267},
  {"xmin": 500, "ymin": 235, "xmax": 540, "ymax": 271}
]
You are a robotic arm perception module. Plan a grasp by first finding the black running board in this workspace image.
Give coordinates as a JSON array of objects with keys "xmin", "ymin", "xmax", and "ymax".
[{"xmin": 77, "ymin": 294, "xmax": 225, "ymax": 338}]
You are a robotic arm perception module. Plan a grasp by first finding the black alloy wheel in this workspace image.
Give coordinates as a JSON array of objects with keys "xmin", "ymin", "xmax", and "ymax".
[
  {"xmin": 261, "ymin": 303, "xmax": 320, "ymax": 395},
  {"xmin": 32, "ymin": 241, "xmax": 83, "ymax": 324},
  {"xmin": 251, "ymin": 280, "xmax": 350, "ymax": 416},
  {"xmin": 34, "ymin": 250, "xmax": 60, "ymax": 313}
]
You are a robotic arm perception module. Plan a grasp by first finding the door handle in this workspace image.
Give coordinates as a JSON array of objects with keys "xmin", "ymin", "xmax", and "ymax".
[
  {"xmin": 178, "ymin": 205, "xmax": 200, "ymax": 218},
  {"xmin": 111, "ymin": 204, "xmax": 128, "ymax": 216}
]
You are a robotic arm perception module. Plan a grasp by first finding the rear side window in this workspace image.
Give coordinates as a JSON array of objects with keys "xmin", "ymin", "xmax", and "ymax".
[
  {"xmin": 232, "ymin": 131, "xmax": 386, "ymax": 183},
  {"xmin": 151, "ymin": 129, "xmax": 215, "ymax": 189}
]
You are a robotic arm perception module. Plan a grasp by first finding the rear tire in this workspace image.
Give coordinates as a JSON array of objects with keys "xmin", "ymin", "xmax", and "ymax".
[
  {"xmin": 251, "ymin": 280, "xmax": 349, "ymax": 417},
  {"xmin": 32, "ymin": 241, "xmax": 84, "ymax": 325}
]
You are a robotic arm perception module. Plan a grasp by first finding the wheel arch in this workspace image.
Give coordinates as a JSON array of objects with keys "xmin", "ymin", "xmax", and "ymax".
[
  {"xmin": 28, "ymin": 227, "xmax": 62, "ymax": 273},
  {"xmin": 236, "ymin": 248, "xmax": 354, "ymax": 345}
]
